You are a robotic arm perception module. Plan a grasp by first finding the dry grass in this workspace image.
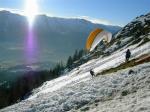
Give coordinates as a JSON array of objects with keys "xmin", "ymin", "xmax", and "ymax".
[{"xmin": 97, "ymin": 54, "xmax": 150, "ymax": 76}]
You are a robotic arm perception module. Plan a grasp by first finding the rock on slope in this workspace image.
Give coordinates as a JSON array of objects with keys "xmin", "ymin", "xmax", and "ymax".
[{"xmin": 1, "ymin": 13, "xmax": 150, "ymax": 112}]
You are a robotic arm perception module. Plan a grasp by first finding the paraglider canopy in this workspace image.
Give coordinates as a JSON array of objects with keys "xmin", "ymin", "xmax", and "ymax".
[{"xmin": 86, "ymin": 28, "xmax": 112, "ymax": 52}]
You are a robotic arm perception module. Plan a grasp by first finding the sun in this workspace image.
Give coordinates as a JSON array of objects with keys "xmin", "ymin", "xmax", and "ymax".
[{"xmin": 24, "ymin": 0, "xmax": 38, "ymax": 27}]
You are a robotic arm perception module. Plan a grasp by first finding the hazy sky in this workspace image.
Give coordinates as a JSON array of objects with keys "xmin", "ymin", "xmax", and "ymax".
[{"xmin": 0, "ymin": 0, "xmax": 150, "ymax": 26}]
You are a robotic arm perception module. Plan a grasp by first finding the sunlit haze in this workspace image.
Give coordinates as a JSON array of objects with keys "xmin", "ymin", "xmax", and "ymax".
[
  {"xmin": 24, "ymin": 0, "xmax": 39, "ymax": 64},
  {"xmin": 24, "ymin": 0, "xmax": 38, "ymax": 27}
]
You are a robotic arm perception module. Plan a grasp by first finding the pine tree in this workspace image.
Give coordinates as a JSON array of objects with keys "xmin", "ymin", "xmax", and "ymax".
[
  {"xmin": 66, "ymin": 56, "xmax": 73, "ymax": 68},
  {"xmin": 78, "ymin": 49, "xmax": 84, "ymax": 59},
  {"xmin": 73, "ymin": 50, "xmax": 78, "ymax": 61}
]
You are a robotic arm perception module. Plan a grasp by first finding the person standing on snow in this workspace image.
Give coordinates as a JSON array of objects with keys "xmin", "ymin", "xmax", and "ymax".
[
  {"xmin": 90, "ymin": 69, "xmax": 95, "ymax": 77},
  {"xmin": 125, "ymin": 49, "xmax": 131, "ymax": 62}
]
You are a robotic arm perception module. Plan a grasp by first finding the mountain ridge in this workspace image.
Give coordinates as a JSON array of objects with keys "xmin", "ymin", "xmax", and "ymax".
[{"xmin": 0, "ymin": 10, "xmax": 121, "ymax": 68}]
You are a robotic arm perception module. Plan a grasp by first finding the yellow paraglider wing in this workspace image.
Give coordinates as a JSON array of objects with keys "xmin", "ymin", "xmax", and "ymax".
[{"xmin": 86, "ymin": 28, "xmax": 103, "ymax": 51}]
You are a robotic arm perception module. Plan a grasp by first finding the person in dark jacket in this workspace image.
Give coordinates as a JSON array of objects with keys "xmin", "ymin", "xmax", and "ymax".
[
  {"xmin": 90, "ymin": 69, "xmax": 95, "ymax": 77},
  {"xmin": 125, "ymin": 49, "xmax": 131, "ymax": 62}
]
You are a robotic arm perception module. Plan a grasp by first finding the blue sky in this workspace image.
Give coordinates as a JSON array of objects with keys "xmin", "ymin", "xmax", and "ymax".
[{"xmin": 0, "ymin": 0, "xmax": 150, "ymax": 26}]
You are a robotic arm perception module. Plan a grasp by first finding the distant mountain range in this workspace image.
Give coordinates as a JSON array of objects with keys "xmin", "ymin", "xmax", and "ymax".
[{"xmin": 0, "ymin": 10, "xmax": 121, "ymax": 69}]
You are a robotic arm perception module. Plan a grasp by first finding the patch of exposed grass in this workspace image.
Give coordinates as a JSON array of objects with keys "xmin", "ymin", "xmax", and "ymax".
[{"xmin": 97, "ymin": 54, "xmax": 150, "ymax": 75}]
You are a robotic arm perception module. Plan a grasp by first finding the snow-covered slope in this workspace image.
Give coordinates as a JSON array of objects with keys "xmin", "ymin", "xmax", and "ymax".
[
  {"xmin": 1, "ymin": 38, "xmax": 150, "ymax": 112},
  {"xmin": 1, "ymin": 12, "xmax": 150, "ymax": 112}
]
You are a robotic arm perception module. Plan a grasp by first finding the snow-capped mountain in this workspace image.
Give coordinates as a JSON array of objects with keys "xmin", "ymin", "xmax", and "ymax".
[
  {"xmin": 0, "ymin": 10, "xmax": 121, "ymax": 67},
  {"xmin": 1, "ymin": 12, "xmax": 150, "ymax": 112}
]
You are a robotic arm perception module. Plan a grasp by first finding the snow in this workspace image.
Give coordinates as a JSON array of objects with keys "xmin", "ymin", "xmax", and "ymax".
[
  {"xmin": 1, "ymin": 63, "xmax": 150, "ymax": 112},
  {"xmin": 1, "ymin": 39, "xmax": 150, "ymax": 112},
  {"xmin": 121, "ymin": 36, "xmax": 132, "ymax": 45},
  {"xmin": 86, "ymin": 65, "xmax": 150, "ymax": 112},
  {"xmin": 28, "ymin": 72, "xmax": 90, "ymax": 100},
  {"xmin": 132, "ymin": 16, "xmax": 146, "ymax": 25},
  {"xmin": 114, "ymin": 30, "xmax": 122, "ymax": 38}
]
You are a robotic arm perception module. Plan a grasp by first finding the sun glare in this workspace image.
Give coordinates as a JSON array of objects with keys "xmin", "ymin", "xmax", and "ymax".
[{"xmin": 24, "ymin": 0, "xmax": 38, "ymax": 27}]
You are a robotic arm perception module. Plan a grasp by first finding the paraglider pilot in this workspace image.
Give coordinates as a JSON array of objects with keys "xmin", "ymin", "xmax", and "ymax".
[
  {"xmin": 125, "ymin": 49, "xmax": 131, "ymax": 62},
  {"xmin": 90, "ymin": 69, "xmax": 95, "ymax": 77}
]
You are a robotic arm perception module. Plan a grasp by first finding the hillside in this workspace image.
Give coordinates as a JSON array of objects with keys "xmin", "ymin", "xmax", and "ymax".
[{"xmin": 1, "ymin": 12, "xmax": 150, "ymax": 112}]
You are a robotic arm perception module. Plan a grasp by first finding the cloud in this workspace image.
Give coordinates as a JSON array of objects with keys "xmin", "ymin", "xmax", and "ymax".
[
  {"xmin": 0, "ymin": 8, "xmax": 25, "ymax": 15},
  {"xmin": 79, "ymin": 16, "xmax": 112, "ymax": 25}
]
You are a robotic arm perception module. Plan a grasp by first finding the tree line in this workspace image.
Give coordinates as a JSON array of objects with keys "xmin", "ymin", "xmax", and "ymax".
[{"xmin": 66, "ymin": 49, "xmax": 86, "ymax": 69}]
